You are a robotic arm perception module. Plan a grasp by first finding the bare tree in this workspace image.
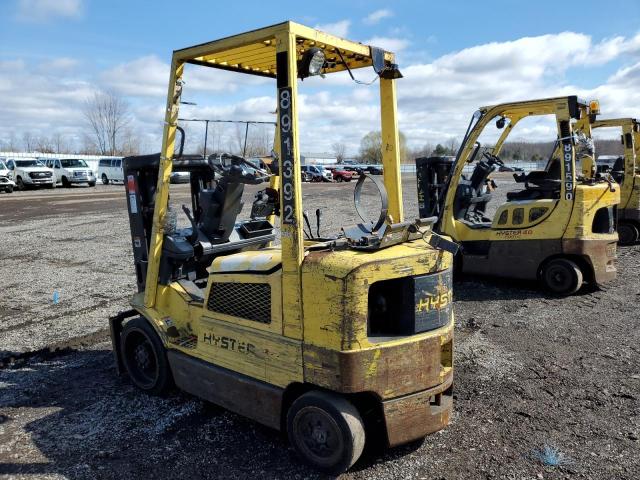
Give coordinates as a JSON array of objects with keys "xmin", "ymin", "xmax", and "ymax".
[
  {"xmin": 22, "ymin": 132, "xmax": 36, "ymax": 152},
  {"xmin": 35, "ymin": 135, "xmax": 54, "ymax": 153},
  {"xmin": 83, "ymin": 90, "xmax": 131, "ymax": 155},
  {"xmin": 51, "ymin": 133, "xmax": 70, "ymax": 154},
  {"xmin": 331, "ymin": 141, "xmax": 347, "ymax": 163},
  {"xmin": 1, "ymin": 133, "xmax": 20, "ymax": 152}
]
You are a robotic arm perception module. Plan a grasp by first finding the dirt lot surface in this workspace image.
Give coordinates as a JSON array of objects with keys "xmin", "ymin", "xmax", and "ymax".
[{"xmin": 1, "ymin": 176, "xmax": 638, "ymax": 479}]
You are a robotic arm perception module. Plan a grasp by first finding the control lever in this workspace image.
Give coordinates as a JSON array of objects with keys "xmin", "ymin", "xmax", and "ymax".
[
  {"xmin": 315, "ymin": 209, "xmax": 322, "ymax": 238},
  {"xmin": 303, "ymin": 211, "xmax": 314, "ymax": 240},
  {"xmin": 182, "ymin": 204, "xmax": 198, "ymax": 243}
]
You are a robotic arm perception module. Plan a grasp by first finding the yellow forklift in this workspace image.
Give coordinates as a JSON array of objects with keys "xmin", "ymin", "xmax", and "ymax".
[
  {"xmin": 416, "ymin": 96, "xmax": 619, "ymax": 295},
  {"xmin": 109, "ymin": 22, "xmax": 457, "ymax": 474},
  {"xmin": 592, "ymin": 117, "xmax": 640, "ymax": 244}
]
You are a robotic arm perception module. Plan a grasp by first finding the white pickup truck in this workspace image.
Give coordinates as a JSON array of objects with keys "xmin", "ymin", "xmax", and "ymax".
[
  {"xmin": 5, "ymin": 158, "xmax": 55, "ymax": 190},
  {"xmin": 43, "ymin": 158, "xmax": 96, "ymax": 187},
  {"xmin": 0, "ymin": 159, "xmax": 16, "ymax": 193}
]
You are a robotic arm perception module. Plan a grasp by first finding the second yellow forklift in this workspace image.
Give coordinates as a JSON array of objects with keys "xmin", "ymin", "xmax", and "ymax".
[
  {"xmin": 416, "ymin": 96, "xmax": 619, "ymax": 295},
  {"xmin": 592, "ymin": 117, "xmax": 640, "ymax": 244}
]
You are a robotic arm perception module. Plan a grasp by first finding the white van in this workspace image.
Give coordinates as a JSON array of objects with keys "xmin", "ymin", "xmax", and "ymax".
[
  {"xmin": 43, "ymin": 158, "xmax": 96, "ymax": 187},
  {"xmin": 97, "ymin": 158, "xmax": 124, "ymax": 185}
]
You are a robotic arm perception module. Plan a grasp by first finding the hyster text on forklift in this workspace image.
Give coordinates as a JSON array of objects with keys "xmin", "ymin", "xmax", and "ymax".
[
  {"xmin": 416, "ymin": 96, "xmax": 619, "ymax": 296},
  {"xmin": 592, "ymin": 117, "xmax": 640, "ymax": 245},
  {"xmin": 109, "ymin": 22, "xmax": 457, "ymax": 474}
]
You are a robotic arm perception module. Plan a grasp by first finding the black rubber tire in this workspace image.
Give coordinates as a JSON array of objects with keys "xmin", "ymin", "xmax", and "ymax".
[
  {"xmin": 287, "ymin": 390, "xmax": 365, "ymax": 475},
  {"xmin": 336, "ymin": 176, "xmax": 343, "ymax": 183},
  {"xmin": 541, "ymin": 258, "xmax": 583, "ymax": 296},
  {"xmin": 120, "ymin": 317, "xmax": 173, "ymax": 395},
  {"xmin": 16, "ymin": 177, "xmax": 25, "ymax": 190},
  {"xmin": 102, "ymin": 173, "xmax": 109, "ymax": 185},
  {"xmin": 618, "ymin": 222, "xmax": 639, "ymax": 246},
  {"xmin": 88, "ymin": 181, "xmax": 96, "ymax": 187},
  {"xmin": 6, "ymin": 186, "xmax": 13, "ymax": 193},
  {"xmin": 61, "ymin": 176, "xmax": 70, "ymax": 188}
]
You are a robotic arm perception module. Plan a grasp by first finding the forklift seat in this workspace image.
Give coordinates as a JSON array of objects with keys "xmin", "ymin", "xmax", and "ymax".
[{"xmin": 508, "ymin": 158, "xmax": 561, "ymax": 201}]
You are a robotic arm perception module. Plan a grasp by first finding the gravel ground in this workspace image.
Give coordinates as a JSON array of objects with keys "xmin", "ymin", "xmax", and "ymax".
[{"xmin": 0, "ymin": 176, "xmax": 639, "ymax": 479}]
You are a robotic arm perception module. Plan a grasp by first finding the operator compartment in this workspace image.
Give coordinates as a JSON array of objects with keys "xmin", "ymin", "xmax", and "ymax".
[{"xmin": 123, "ymin": 146, "xmax": 277, "ymax": 298}]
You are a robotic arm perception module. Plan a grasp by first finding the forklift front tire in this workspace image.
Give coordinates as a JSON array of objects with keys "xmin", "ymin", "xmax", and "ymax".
[
  {"xmin": 120, "ymin": 317, "xmax": 173, "ymax": 395},
  {"xmin": 541, "ymin": 258, "xmax": 583, "ymax": 296},
  {"xmin": 617, "ymin": 222, "xmax": 639, "ymax": 246},
  {"xmin": 287, "ymin": 390, "xmax": 365, "ymax": 475}
]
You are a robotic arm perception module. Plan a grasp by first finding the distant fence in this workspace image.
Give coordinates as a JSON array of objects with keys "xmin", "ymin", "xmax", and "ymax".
[{"xmin": 401, "ymin": 161, "xmax": 545, "ymax": 175}]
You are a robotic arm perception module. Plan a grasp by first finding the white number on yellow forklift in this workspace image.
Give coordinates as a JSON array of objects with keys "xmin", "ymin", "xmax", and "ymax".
[{"xmin": 279, "ymin": 87, "xmax": 295, "ymax": 224}]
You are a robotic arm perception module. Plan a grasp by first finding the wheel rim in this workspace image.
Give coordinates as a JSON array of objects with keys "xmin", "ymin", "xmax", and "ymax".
[
  {"xmin": 618, "ymin": 224, "xmax": 637, "ymax": 245},
  {"xmin": 123, "ymin": 330, "xmax": 158, "ymax": 388},
  {"xmin": 293, "ymin": 407, "xmax": 344, "ymax": 465},
  {"xmin": 544, "ymin": 264, "xmax": 574, "ymax": 292}
]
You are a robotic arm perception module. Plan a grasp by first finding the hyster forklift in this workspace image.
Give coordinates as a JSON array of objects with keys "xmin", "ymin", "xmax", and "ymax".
[
  {"xmin": 109, "ymin": 22, "xmax": 456, "ymax": 474},
  {"xmin": 592, "ymin": 118, "xmax": 640, "ymax": 244},
  {"xmin": 416, "ymin": 96, "xmax": 619, "ymax": 295}
]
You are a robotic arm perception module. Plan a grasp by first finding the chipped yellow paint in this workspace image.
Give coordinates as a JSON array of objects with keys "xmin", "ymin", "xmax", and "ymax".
[{"xmin": 366, "ymin": 348, "xmax": 382, "ymax": 378}]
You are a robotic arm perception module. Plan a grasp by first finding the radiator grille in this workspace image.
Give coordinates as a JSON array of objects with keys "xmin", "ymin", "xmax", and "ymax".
[{"xmin": 207, "ymin": 282, "xmax": 271, "ymax": 324}]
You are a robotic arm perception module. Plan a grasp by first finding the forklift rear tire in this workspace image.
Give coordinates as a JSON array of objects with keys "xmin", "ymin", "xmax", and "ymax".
[
  {"xmin": 618, "ymin": 223, "xmax": 639, "ymax": 246},
  {"xmin": 287, "ymin": 390, "xmax": 365, "ymax": 475},
  {"xmin": 541, "ymin": 258, "xmax": 583, "ymax": 296},
  {"xmin": 120, "ymin": 317, "xmax": 173, "ymax": 395}
]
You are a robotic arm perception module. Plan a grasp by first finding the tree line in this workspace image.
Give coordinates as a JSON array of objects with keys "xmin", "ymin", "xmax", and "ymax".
[{"xmin": 351, "ymin": 131, "xmax": 625, "ymax": 165}]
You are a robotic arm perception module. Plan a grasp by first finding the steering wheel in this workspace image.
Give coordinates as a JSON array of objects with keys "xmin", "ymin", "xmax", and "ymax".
[
  {"xmin": 482, "ymin": 151, "xmax": 504, "ymax": 167},
  {"xmin": 209, "ymin": 153, "xmax": 271, "ymax": 185}
]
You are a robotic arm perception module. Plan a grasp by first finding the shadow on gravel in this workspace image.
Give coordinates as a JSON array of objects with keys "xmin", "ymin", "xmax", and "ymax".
[
  {"xmin": 453, "ymin": 274, "xmax": 598, "ymax": 302},
  {"xmin": 0, "ymin": 348, "xmax": 422, "ymax": 479}
]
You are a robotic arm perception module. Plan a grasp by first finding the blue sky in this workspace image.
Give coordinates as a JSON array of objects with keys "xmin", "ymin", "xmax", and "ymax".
[{"xmin": 1, "ymin": 0, "xmax": 639, "ymax": 154}]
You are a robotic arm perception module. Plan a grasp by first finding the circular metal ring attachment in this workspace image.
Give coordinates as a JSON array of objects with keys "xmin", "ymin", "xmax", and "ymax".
[{"xmin": 353, "ymin": 173, "xmax": 388, "ymax": 232}]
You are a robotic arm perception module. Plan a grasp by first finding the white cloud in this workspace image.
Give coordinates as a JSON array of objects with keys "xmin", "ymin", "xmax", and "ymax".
[
  {"xmin": 314, "ymin": 20, "xmax": 350, "ymax": 38},
  {"xmin": 3, "ymin": 30, "xmax": 640, "ymax": 155},
  {"xmin": 363, "ymin": 9, "xmax": 393, "ymax": 25},
  {"xmin": 16, "ymin": 0, "xmax": 83, "ymax": 22},
  {"xmin": 365, "ymin": 36, "xmax": 410, "ymax": 52},
  {"xmin": 100, "ymin": 56, "xmax": 269, "ymax": 97}
]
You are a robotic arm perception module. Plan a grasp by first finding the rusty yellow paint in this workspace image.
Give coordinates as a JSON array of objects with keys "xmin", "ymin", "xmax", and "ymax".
[{"xmin": 130, "ymin": 22, "xmax": 454, "ymax": 415}]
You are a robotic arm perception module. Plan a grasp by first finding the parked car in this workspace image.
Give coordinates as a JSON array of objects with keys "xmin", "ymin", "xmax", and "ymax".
[
  {"xmin": 301, "ymin": 165, "xmax": 332, "ymax": 182},
  {"xmin": 339, "ymin": 162, "xmax": 365, "ymax": 175},
  {"xmin": 0, "ymin": 175, "xmax": 15, "ymax": 193},
  {"xmin": 97, "ymin": 158, "xmax": 124, "ymax": 184},
  {"xmin": 331, "ymin": 168, "xmax": 353, "ymax": 182},
  {"xmin": 364, "ymin": 164, "xmax": 383, "ymax": 175},
  {"xmin": 301, "ymin": 165, "xmax": 324, "ymax": 182},
  {"xmin": 5, "ymin": 158, "xmax": 55, "ymax": 190},
  {"xmin": 170, "ymin": 171, "xmax": 190, "ymax": 184},
  {"xmin": 43, "ymin": 158, "xmax": 96, "ymax": 187},
  {"xmin": 0, "ymin": 160, "xmax": 15, "ymax": 193}
]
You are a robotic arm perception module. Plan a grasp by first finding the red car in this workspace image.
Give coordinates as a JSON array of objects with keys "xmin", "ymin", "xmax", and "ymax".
[{"xmin": 330, "ymin": 167, "xmax": 352, "ymax": 182}]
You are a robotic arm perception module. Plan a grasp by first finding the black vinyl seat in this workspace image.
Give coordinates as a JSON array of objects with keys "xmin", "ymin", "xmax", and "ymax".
[{"xmin": 507, "ymin": 158, "xmax": 561, "ymax": 201}]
